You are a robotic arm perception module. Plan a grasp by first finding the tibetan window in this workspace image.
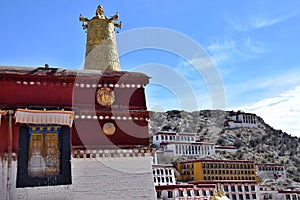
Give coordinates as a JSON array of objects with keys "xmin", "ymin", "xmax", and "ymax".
[
  {"xmin": 28, "ymin": 126, "xmax": 60, "ymax": 177},
  {"xmin": 17, "ymin": 125, "xmax": 71, "ymax": 187}
]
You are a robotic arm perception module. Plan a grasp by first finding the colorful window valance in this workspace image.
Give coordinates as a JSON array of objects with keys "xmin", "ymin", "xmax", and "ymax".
[
  {"xmin": 0, "ymin": 110, "xmax": 8, "ymax": 125},
  {"xmin": 15, "ymin": 109, "xmax": 74, "ymax": 127}
]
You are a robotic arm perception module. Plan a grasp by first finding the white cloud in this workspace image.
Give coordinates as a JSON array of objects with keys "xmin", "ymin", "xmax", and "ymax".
[
  {"xmin": 207, "ymin": 36, "xmax": 265, "ymax": 66},
  {"xmin": 237, "ymin": 85, "xmax": 300, "ymax": 137},
  {"xmin": 251, "ymin": 13, "xmax": 294, "ymax": 29},
  {"xmin": 226, "ymin": 68, "xmax": 300, "ymax": 95},
  {"xmin": 225, "ymin": 13, "xmax": 296, "ymax": 31}
]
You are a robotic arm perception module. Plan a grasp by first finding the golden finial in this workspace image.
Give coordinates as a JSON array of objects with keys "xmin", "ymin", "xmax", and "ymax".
[
  {"xmin": 79, "ymin": 5, "xmax": 121, "ymax": 30},
  {"xmin": 212, "ymin": 184, "xmax": 229, "ymax": 200}
]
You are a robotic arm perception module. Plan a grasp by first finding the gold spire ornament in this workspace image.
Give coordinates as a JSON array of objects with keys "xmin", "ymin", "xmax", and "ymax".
[
  {"xmin": 79, "ymin": 5, "xmax": 121, "ymax": 30},
  {"xmin": 80, "ymin": 5, "xmax": 122, "ymax": 71},
  {"xmin": 211, "ymin": 184, "xmax": 230, "ymax": 200}
]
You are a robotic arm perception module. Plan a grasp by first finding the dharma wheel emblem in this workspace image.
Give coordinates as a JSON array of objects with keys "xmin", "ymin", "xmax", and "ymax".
[
  {"xmin": 96, "ymin": 87, "xmax": 115, "ymax": 106},
  {"xmin": 103, "ymin": 122, "xmax": 116, "ymax": 136}
]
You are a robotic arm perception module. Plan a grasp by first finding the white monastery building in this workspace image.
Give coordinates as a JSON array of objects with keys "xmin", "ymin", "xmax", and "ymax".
[
  {"xmin": 153, "ymin": 131, "xmax": 216, "ymax": 158},
  {"xmin": 256, "ymin": 163, "xmax": 287, "ymax": 181},
  {"xmin": 224, "ymin": 111, "xmax": 258, "ymax": 129},
  {"xmin": 152, "ymin": 164, "xmax": 176, "ymax": 186}
]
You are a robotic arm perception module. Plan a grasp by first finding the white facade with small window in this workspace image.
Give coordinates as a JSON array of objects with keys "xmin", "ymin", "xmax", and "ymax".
[
  {"xmin": 163, "ymin": 142, "xmax": 215, "ymax": 157},
  {"xmin": 155, "ymin": 185, "xmax": 214, "ymax": 200},
  {"xmin": 152, "ymin": 164, "xmax": 176, "ymax": 186},
  {"xmin": 256, "ymin": 164, "xmax": 287, "ymax": 181},
  {"xmin": 220, "ymin": 182, "xmax": 259, "ymax": 200},
  {"xmin": 215, "ymin": 146, "xmax": 237, "ymax": 153},
  {"xmin": 278, "ymin": 191, "xmax": 300, "ymax": 200},
  {"xmin": 259, "ymin": 185, "xmax": 282, "ymax": 200},
  {"xmin": 225, "ymin": 112, "xmax": 258, "ymax": 129},
  {"xmin": 153, "ymin": 132, "xmax": 196, "ymax": 148}
]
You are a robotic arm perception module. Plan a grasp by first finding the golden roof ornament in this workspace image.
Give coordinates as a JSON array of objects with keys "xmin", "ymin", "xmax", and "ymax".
[
  {"xmin": 79, "ymin": 5, "xmax": 121, "ymax": 71},
  {"xmin": 212, "ymin": 184, "xmax": 230, "ymax": 200},
  {"xmin": 79, "ymin": 5, "xmax": 121, "ymax": 30}
]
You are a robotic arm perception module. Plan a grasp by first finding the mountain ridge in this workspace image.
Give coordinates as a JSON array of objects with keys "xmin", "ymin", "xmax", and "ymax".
[{"xmin": 149, "ymin": 110, "xmax": 300, "ymax": 182}]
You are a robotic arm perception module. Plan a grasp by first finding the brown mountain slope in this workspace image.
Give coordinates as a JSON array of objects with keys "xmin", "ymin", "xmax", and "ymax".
[{"xmin": 149, "ymin": 110, "xmax": 300, "ymax": 182}]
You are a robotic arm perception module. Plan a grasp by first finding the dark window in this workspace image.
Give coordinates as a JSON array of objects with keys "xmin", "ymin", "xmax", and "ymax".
[
  {"xmin": 231, "ymin": 185, "xmax": 235, "ymax": 192},
  {"xmin": 251, "ymin": 185, "xmax": 255, "ymax": 191},
  {"xmin": 168, "ymin": 191, "xmax": 173, "ymax": 198},
  {"xmin": 224, "ymin": 185, "xmax": 228, "ymax": 191},
  {"xmin": 157, "ymin": 191, "xmax": 161, "ymax": 198},
  {"xmin": 252, "ymin": 194, "xmax": 257, "ymax": 199},
  {"xmin": 238, "ymin": 186, "xmax": 242, "ymax": 192},
  {"xmin": 239, "ymin": 194, "xmax": 244, "ymax": 200},
  {"xmin": 180, "ymin": 191, "xmax": 184, "ymax": 197},
  {"xmin": 246, "ymin": 194, "xmax": 250, "ymax": 199},
  {"xmin": 187, "ymin": 190, "xmax": 191, "ymax": 197},
  {"xmin": 17, "ymin": 125, "xmax": 71, "ymax": 187},
  {"xmin": 232, "ymin": 194, "xmax": 237, "ymax": 200}
]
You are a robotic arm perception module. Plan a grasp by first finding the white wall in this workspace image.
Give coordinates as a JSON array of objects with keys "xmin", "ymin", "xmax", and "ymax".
[
  {"xmin": 0, "ymin": 159, "xmax": 7, "ymax": 200},
  {"xmin": 152, "ymin": 166, "xmax": 176, "ymax": 186},
  {"xmin": 165, "ymin": 143, "xmax": 215, "ymax": 157},
  {"xmin": 1, "ymin": 157, "xmax": 156, "ymax": 200}
]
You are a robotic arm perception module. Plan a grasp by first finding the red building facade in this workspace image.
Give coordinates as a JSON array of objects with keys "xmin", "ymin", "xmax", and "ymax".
[{"xmin": 0, "ymin": 65, "xmax": 150, "ymax": 187}]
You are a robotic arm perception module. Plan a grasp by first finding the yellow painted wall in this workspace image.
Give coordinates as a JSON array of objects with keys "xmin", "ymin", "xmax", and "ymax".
[{"xmin": 194, "ymin": 162, "xmax": 203, "ymax": 181}]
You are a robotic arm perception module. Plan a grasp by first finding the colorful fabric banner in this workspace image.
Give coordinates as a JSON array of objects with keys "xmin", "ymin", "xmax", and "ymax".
[{"xmin": 15, "ymin": 109, "xmax": 74, "ymax": 127}]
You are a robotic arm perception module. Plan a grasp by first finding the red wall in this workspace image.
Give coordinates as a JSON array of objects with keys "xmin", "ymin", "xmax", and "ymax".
[
  {"xmin": 72, "ymin": 119, "xmax": 149, "ymax": 148},
  {"xmin": 0, "ymin": 80, "xmax": 147, "ymax": 110},
  {"xmin": 0, "ymin": 68, "xmax": 150, "ymax": 153},
  {"xmin": 0, "ymin": 117, "xmax": 19, "ymax": 156}
]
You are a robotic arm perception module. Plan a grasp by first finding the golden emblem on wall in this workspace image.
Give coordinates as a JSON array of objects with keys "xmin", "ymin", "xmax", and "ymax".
[
  {"xmin": 96, "ymin": 87, "xmax": 115, "ymax": 106},
  {"xmin": 103, "ymin": 122, "xmax": 116, "ymax": 136}
]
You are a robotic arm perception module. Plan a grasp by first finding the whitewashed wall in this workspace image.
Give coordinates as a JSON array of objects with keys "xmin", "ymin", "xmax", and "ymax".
[{"xmin": 1, "ymin": 157, "xmax": 156, "ymax": 200}]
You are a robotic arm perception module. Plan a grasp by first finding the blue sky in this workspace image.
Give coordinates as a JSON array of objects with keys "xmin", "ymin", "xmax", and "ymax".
[{"xmin": 1, "ymin": 0, "xmax": 300, "ymax": 136}]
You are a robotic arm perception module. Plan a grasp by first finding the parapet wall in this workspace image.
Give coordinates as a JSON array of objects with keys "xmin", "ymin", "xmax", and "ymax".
[{"xmin": 0, "ymin": 155, "xmax": 155, "ymax": 200}]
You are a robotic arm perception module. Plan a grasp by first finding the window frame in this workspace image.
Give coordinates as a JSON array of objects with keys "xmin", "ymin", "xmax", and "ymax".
[{"xmin": 16, "ymin": 125, "xmax": 72, "ymax": 188}]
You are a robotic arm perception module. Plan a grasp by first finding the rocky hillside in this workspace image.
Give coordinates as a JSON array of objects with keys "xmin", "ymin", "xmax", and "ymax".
[{"xmin": 149, "ymin": 110, "xmax": 300, "ymax": 182}]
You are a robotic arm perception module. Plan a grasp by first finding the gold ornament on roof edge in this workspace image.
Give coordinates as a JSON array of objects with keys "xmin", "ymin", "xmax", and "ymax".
[
  {"xmin": 103, "ymin": 122, "xmax": 116, "ymax": 136},
  {"xmin": 96, "ymin": 87, "xmax": 115, "ymax": 106}
]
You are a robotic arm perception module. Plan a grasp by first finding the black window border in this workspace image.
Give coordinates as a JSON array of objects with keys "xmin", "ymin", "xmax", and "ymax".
[{"xmin": 16, "ymin": 125, "xmax": 72, "ymax": 188}]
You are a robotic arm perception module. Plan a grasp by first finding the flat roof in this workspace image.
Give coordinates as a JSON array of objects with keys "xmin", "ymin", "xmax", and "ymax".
[{"xmin": 180, "ymin": 159, "xmax": 255, "ymax": 164}]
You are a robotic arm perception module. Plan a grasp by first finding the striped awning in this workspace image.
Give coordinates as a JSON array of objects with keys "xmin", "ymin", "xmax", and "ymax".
[
  {"xmin": 0, "ymin": 110, "xmax": 8, "ymax": 125},
  {"xmin": 15, "ymin": 109, "xmax": 74, "ymax": 127}
]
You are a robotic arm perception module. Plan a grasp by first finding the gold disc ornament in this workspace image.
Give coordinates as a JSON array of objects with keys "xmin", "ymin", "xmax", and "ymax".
[
  {"xmin": 103, "ymin": 122, "xmax": 116, "ymax": 135},
  {"xmin": 96, "ymin": 87, "xmax": 115, "ymax": 106}
]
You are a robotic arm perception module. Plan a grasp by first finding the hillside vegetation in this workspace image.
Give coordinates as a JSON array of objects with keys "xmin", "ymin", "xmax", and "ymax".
[{"xmin": 149, "ymin": 110, "xmax": 300, "ymax": 182}]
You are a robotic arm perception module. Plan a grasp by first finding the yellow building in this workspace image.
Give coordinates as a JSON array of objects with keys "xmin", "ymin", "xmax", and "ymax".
[{"xmin": 176, "ymin": 160, "xmax": 258, "ymax": 182}]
